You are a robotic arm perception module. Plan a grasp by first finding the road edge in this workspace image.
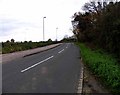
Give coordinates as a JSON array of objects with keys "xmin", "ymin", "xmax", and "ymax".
[
  {"xmin": 2, "ymin": 43, "xmax": 62, "ymax": 63},
  {"xmin": 77, "ymin": 58, "xmax": 84, "ymax": 94},
  {"xmin": 23, "ymin": 44, "xmax": 61, "ymax": 57}
]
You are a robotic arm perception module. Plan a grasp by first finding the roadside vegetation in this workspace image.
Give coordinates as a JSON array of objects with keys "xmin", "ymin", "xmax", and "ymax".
[
  {"xmin": 72, "ymin": 0, "xmax": 120, "ymax": 94},
  {"xmin": 2, "ymin": 39, "xmax": 59, "ymax": 54},
  {"xmin": 72, "ymin": 1, "xmax": 120, "ymax": 62},
  {"xmin": 76, "ymin": 42, "xmax": 120, "ymax": 94}
]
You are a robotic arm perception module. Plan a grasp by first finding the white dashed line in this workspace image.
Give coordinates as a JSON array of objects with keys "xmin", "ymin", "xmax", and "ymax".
[
  {"xmin": 58, "ymin": 49, "xmax": 64, "ymax": 53},
  {"xmin": 21, "ymin": 56, "xmax": 54, "ymax": 73}
]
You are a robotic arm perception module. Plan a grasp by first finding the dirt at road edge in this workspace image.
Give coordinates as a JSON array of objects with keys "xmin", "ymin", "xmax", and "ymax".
[{"xmin": 82, "ymin": 64, "xmax": 112, "ymax": 94}]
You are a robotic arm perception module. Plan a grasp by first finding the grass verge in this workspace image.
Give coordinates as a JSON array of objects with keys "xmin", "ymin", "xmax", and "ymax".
[{"xmin": 76, "ymin": 42, "xmax": 120, "ymax": 95}]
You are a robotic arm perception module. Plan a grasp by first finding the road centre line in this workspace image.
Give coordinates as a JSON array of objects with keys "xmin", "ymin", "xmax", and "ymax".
[
  {"xmin": 58, "ymin": 49, "xmax": 64, "ymax": 53},
  {"xmin": 21, "ymin": 56, "xmax": 54, "ymax": 73},
  {"xmin": 66, "ymin": 43, "xmax": 69, "ymax": 48}
]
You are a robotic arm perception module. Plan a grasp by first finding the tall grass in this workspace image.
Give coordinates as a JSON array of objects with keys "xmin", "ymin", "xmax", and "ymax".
[{"xmin": 77, "ymin": 43, "xmax": 120, "ymax": 94}]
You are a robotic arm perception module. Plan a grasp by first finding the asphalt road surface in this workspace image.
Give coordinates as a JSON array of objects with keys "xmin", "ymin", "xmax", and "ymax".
[{"xmin": 2, "ymin": 43, "xmax": 82, "ymax": 93}]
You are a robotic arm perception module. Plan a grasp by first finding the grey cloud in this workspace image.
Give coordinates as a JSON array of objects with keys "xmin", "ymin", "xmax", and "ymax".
[{"xmin": 0, "ymin": 18, "xmax": 37, "ymax": 36}]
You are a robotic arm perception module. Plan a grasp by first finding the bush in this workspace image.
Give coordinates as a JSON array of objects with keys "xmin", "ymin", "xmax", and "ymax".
[{"xmin": 2, "ymin": 41, "xmax": 59, "ymax": 54}]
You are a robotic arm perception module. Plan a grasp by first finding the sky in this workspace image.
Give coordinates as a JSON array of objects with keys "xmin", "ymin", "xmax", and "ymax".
[{"xmin": 0, "ymin": 0, "xmax": 90, "ymax": 42}]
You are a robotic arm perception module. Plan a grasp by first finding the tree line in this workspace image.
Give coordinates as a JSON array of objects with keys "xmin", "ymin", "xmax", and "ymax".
[{"xmin": 72, "ymin": 0, "xmax": 120, "ymax": 61}]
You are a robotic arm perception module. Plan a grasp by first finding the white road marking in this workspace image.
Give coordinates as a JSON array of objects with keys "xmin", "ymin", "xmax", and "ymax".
[
  {"xmin": 21, "ymin": 56, "xmax": 54, "ymax": 73},
  {"xmin": 58, "ymin": 49, "xmax": 64, "ymax": 53},
  {"xmin": 77, "ymin": 59, "xmax": 84, "ymax": 93},
  {"xmin": 77, "ymin": 67, "xmax": 83, "ymax": 93},
  {"xmin": 66, "ymin": 43, "xmax": 69, "ymax": 48}
]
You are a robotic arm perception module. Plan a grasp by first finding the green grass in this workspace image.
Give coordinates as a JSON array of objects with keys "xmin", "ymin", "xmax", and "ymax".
[{"xmin": 76, "ymin": 42, "xmax": 120, "ymax": 94}]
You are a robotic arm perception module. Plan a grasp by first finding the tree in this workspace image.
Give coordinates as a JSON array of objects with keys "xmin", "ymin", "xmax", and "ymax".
[
  {"xmin": 72, "ymin": 0, "xmax": 120, "ymax": 60},
  {"xmin": 6, "ymin": 40, "xmax": 10, "ymax": 43},
  {"xmin": 83, "ymin": 1, "xmax": 102, "ymax": 15},
  {"xmin": 72, "ymin": 12, "xmax": 94, "ymax": 42},
  {"xmin": 47, "ymin": 39, "xmax": 52, "ymax": 42},
  {"xmin": 11, "ymin": 39, "xmax": 15, "ymax": 43},
  {"xmin": 97, "ymin": 1, "xmax": 120, "ymax": 58}
]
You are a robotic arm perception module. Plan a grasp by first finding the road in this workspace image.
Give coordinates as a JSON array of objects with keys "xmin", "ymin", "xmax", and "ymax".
[{"xmin": 2, "ymin": 43, "xmax": 82, "ymax": 93}]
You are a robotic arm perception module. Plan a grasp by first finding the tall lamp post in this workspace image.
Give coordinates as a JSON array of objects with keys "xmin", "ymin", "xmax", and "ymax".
[
  {"xmin": 56, "ymin": 27, "xmax": 58, "ymax": 41},
  {"xmin": 43, "ymin": 17, "xmax": 46, "ymax": 41}
]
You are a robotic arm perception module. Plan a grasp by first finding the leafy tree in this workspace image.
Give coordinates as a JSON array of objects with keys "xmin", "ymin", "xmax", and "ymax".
[
  {"xmin": 6, "ymin": 40, "xmax": 10, "ymax": 43},
  {"xmin": 47, "ymin": 39, "xmax": 52, "ymax": 42},
  {"xmin": 11, "ymin": 39, "xmax": 15, "ymax": 43},
  {"xmin": 72, "ymin": 0, "xmax": 120, "ymax": 60}
]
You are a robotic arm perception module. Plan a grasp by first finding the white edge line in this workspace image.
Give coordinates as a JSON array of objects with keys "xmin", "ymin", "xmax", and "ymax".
[
  {"xmin": 77, "ymin": 67, "xmax": 84, "ymax": 93},
  {"xmin": 21, "ymin": 56, "xmax": 54, "ymax": 73},
  {"xmin": 58, "ymin": 49, "xmax": 64, "ymax": 53}
]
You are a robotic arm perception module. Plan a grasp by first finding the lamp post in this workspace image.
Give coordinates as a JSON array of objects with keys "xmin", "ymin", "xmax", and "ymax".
[
  {"xmin": 56, "ymin": 27, "xmax": 58, "ymax": 41},
  {"xmin": 43, "ymin": 17, "xmax": 46, "ymax": 41}
]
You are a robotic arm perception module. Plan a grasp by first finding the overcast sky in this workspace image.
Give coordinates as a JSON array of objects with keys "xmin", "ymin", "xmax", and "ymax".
[{"xmin": 0, "ymin": 0, "xmax": 90, "ymax": 42}]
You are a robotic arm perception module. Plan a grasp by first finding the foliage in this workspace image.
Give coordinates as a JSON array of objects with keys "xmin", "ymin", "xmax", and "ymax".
[
  {"xmin": 76, "ymin": 42, "xmax": 120, "ymax": 94},
  {"xmin": 47, "ymin": 39, "xmax": 52, "ymax": 42},
  {"xmin": 72, "ymin": 1, "xmax": 120, "ymax": 61},
  {"xmin": 2, "ymin": 40, "xmax": 59, "ymax": 54},
  {"xmin": 61, "ymin": 36, "xmax": 76, "ymax": 42}
]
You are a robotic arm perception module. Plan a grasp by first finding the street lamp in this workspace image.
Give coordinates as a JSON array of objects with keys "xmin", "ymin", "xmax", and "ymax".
[
  {"xmin": 56, "ymin": 27, "xmax": 58, "ymax": 41},
  {"xmin": 43, "ymin": 17, "xmax": 46, "ymax": 41}
]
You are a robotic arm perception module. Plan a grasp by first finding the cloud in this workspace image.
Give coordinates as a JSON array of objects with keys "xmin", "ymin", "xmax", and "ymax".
[
  {"xmin": 0, "ymin": 0, "xmax": 90, "ymax": 42},
  {"xmin": 0, "ymin": 19, "xmax": 17, "ymax": 36},
  {"xmin": 0, "ymin": 18, "xmax": 39, "ymax": 37}
]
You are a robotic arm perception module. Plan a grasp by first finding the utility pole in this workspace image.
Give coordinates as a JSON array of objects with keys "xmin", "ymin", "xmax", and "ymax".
[{"xmin": 43, "ymin": 17, "xmax": 46, "ymax": 41}]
